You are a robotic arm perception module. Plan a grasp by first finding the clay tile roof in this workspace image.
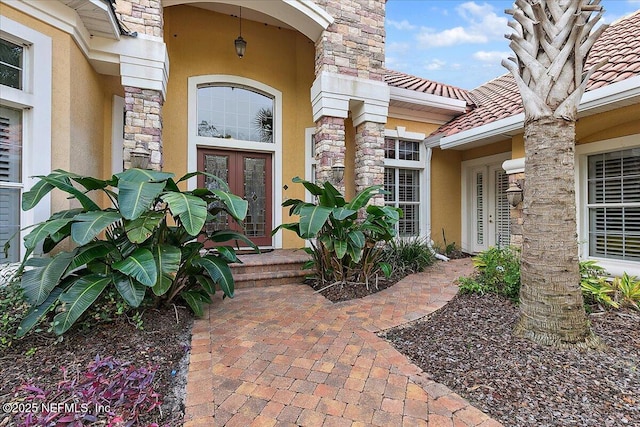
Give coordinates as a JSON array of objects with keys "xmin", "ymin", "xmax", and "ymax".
[
  {"xmin": 432, "ymin": 9, "xmax": 640, "ymax": 138},
  {"xmin": 384, "ymin": 69, "xmax": 476, "ymax": 106}
]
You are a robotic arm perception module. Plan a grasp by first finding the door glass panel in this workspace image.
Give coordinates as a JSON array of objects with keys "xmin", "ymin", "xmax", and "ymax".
[
  {"xmin": 244, "ymin": 157, "xmax": 266, "ymax": 237},
  {"xmin": 203, "ymin": 154, "xmax": 230, "ymax": 235},
  {"xmin": 476, "ymin": 172, "xmax": 484, "ymax": 245},
  {"xmin": 495, "ymin": 170, "xmax": 511, "ymax": 247}
]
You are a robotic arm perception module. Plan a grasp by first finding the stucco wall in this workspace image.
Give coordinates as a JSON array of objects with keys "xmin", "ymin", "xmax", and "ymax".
[
  {"xmin": 162, "ymin": 5, "xmax": 316, "ymax": 248},
  {"xmin": 431, "ymin": 148, "xmax": 462, "ymax": 249},
  {"xmin": 1, "ymin": 5, "xmax": 117, "ymax": 214}
]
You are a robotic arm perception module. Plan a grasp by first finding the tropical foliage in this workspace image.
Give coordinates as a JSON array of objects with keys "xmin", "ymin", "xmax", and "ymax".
[
  {"xmin": 6, "ymin": 168, "xmax": 254, "ymax": 336},
  {"xmin": 580, "ymin": 262, "xmax": 640, "ymax": 311},
  {"xmin": 458, "ymin": 246, "xmax": 521, "ymax": 301},
  {"xmin": 274, "ymin": 178, "xmax": 401, "ymax": 288}
]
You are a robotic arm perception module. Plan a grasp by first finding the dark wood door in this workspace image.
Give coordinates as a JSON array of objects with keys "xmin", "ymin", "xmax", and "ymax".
[{"xmin": 197, "ymin": 149, "xmax": 273, "ymax": 247}]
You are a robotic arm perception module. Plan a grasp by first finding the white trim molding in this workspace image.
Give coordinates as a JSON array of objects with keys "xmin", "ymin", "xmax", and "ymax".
[
  {"xmin": 2, "ymin": 0, "xmax": 170, "ymax": 97},
  {"xmin": 0, "ymin": 16, "xmax": 52, "ymax": 259},
  {"xmin": 187, "ymin": 74, "xmax": 283, "ymax": 248},
  {"xmin": 384, "ymin": 126, "xmax": 425, "ymax": 141},
  {"xmin": 311, "ymin": 71, "xmax": 390, "ymax": 126},
  {"xmin": 502, "ymin": 157, "xmax": 525, "ymax": 174}
]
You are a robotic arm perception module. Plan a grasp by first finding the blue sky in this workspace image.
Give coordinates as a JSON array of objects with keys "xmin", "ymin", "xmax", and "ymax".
[{"xmin": 385, "ymin": 0, "xmax": 640, "ymax": 89}]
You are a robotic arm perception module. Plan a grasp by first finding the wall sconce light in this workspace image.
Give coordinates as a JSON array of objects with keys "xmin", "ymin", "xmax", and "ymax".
[
  {"xmin": 505, "ymin": 181, "xmax": 523, "ymax": 207},
  {"xmin": 234, "ymin": 7, "xmax": 247, "ymax": 58},
  {"xmin": 130, "ymin": 143, "xmax": 151, "ymax": 170},
  {"xmin": 331, "ymin": 160, "xmax": 345, "ymax": 184}
]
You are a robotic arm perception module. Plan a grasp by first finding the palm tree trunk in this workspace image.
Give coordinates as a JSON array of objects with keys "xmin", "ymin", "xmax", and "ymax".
[{"xmin": 514, "ymin": 117, "xmax": 597, "ymax": 347}]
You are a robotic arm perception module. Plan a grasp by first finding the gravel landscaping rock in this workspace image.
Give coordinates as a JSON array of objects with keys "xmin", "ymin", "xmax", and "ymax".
[{"xmin": 382, "ymin": 293, "xmax": 640, "ymax": 427}]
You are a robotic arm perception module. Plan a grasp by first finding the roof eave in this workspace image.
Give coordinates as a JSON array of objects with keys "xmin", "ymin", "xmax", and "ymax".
[
  {"xmin": 389, "ymin": 86, "xmax": 468, "ymax": 114},
  {"xmin": 436, "ymin": 75, "xmax": 640, "ymax": 150}
]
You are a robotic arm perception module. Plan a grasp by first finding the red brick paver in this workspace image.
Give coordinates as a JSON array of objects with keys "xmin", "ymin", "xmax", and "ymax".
[{"xmin": 184, "ymin": 258, "xmax": 503, "ymax": 426}]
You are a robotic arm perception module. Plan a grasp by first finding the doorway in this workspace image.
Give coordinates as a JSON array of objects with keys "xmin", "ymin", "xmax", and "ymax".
[
  {"xmin": 197, "ymin": 148, "xmax": 273, "ymax": 247},
  {"xmin": 462, "ymin": 155, "xmax": 511, "ymax": 253}
]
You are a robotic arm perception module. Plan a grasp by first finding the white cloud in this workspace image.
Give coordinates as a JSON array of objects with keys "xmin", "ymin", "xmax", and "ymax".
[
  {"xmin": 416, "ymin": 1, "xmax": 508, "ymax": 49},
  {"xmin": 472, "ymin": 50, "xmax": 511, "ymax": 63},
  {"xmin": 387, "ymin": 19, "xmax": 416, "ymax": 31},
  {"xmin": 424, "ymin": 59, "xmax": 446, "ymax": 71}
]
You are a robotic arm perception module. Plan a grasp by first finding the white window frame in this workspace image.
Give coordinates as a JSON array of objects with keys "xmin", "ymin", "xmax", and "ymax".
[
  {"xmin": 0, "ymin": 17, "xmax": 52, "ymax": 261},
  {"xmin": 187, "ymin": 75, "xmax": 283, "ymax": 249},
  {"xmin": 576, "ymin": 134, "xmax": 640, "ymax": 277},
  {"xmin": 384, "ymin": 127, "xmax": 426, "ymax": 239},
  {"xmin": 111, "ymin": 95, "xmax": 125, "ymax": 175}
]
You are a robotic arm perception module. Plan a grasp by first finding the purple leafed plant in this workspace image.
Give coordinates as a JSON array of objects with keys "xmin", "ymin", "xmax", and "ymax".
[{"xmin": 14, "ymin": 355, "xmax": 165, "ymax": 427}]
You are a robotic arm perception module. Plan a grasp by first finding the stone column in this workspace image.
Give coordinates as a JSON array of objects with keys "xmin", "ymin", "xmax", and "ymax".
[
  {"xmin": 509, "ymin": 172, "xmax": 525, "ymax": 249},
  {"xmin": 123, "ymin": 86, "xmax": 163, "ymax": 170},
  {"xmin": 114, "ymin": 0, "xmax": 163, "ymax": 37},
  {"xmin": 314, "ymin": 116, "xmax": 346, "ymax": 192},
  {"xmin": 354, "ymin": 121, "xmax": 385, "ymax": 204}
]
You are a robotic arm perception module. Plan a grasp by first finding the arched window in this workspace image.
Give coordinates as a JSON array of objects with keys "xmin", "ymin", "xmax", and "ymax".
[{"xmin": 197, "ymin": 85, "xmax": 274, "ymax": 143}]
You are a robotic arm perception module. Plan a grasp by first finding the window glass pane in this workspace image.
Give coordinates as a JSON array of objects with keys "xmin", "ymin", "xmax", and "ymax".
[
  {"xmin": 197, "ymin": 86, "xmax": 273, "ymax": 143},
  {"xmin": 399, "ymin": 203, "xmax": 419, "ymax": 237},
  {"xmin": 588, "ymin": 148, "xmax": 640, "ymax": 262},
  {"xmin": 384, "ymin": 167, "xmax": 395, "ymax": 202},
  {"xmin": 0, "ymin": 187, "xmax": 20, "ymax": 263},
  {"xmin": 0, "ymin": 105, "xmax": 22, "ymax": 183},
  {"xmin": 384, "ymin": 138, "xmax": 395, "ymax": 159},
  {"xmin": 398, "ymin": 169, "xmax": 419, "ymax": 202},
  {"xmin": 399, "ymin": 140, "xmax": 419, "ymax": 161},
  {"xmin": 0, "ymin": 38, "xmax": 23, "ymax": 89}
]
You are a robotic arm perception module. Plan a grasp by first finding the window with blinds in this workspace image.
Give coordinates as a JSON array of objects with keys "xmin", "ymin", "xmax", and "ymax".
[
  {"xmin": 384, "ymin": 138, "xmax": 422, "ymax": 237},
  {"xmin": 0, "ymin": 105, "xmax": 22, "ymax": 263},
  {"xmin": 587, "ymin": 148, "xmax": 640, "ymax": 262}
]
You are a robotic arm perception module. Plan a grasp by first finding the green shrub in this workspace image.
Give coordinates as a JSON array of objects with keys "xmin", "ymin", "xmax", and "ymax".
[
  {"xmin": 382, "ymin": 237, "xmax": 436, "ymax": 277},
  {"xmin": 274, "ymin": 177, "xmax": 401, "ymax": 288},
  {"xmin": 458, "ymin": 246, "xmax": 521, "ymax": 301},
  {"xmin": 580, "ymin": 261, "xmax": 640, "ymax": 311},
  {"xmin": 6, "ymin": 168, "xmax": 255, "ymax": 336}
]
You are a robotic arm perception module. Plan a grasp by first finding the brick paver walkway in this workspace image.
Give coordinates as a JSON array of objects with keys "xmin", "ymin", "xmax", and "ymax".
[{"xmin": 183, "ymin": 258, "xmax": 503, "ymax": 427}]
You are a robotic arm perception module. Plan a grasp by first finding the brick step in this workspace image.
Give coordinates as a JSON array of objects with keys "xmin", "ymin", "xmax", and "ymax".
[
  {"xmin": 233, "ymin": 268, "xmax": 314, "ymax": 289},
  {"xmin": 229, "ymin": 249, "xmax": 314, "ymax": 288}
]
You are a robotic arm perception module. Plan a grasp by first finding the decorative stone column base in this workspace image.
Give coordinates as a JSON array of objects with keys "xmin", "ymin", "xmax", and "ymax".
[
  {"xmin": 123, "ymin": 86, "xmax": 163, "ymax": 170},
  {"xmin": 509, "ymin": 172, "xmax": 525, "ymax": 249},
  {"xmin": 315, "ymin": 116, "xmax": 346, "ymax": 192},
  {"xmin": 354, "ymin": 121, "xmax": 385, "ymax": 205}
]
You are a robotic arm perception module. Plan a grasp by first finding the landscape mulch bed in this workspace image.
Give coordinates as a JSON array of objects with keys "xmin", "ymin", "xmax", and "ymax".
[
  {"xmin": 0, "ymin": 306, "xmax": 193, "ymax": 427},
  {"xmin": 307, "ymin": 277, "xmax": 398, "ymax": 302},
  {"xmin": 382, "ymin": 293, "xmax": 640, "ymax": 427}
]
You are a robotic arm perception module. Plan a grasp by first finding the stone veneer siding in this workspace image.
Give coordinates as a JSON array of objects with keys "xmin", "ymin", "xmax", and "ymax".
[
  {"xmin": 114, "ymin": 0, "xmax": 163, "ymax": 38},
  {"xmin": 354, "ymin": 121, "xmax": 385, "ymax": 203},
  {"xmin": 509, "ymin": 172, "xmax": 525, "ymax": 248},
  {"xmin": 314, "ymin": 0, "xmax": 386, "ymax": 81},
  {"xmin": 123, "ymin": 86, "xmax": 163, "ymax": 170},
  {"xmin": 314, "ymin": 116, "xmax": 346, "ymax": 190}
]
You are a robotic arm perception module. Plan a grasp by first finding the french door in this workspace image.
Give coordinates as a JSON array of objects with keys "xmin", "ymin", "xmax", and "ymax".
[
  {"xmin": 197, "ymin": 149, "xmax": 272, "ymax": 247},
  {"xmin": 468, "ymin": 164, "xmax": 511, "ymax": 253}
]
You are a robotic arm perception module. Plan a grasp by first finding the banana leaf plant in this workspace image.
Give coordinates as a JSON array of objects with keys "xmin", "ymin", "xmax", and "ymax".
[
  {"xmin": 273, "ymin": 177, "xmax": 401, "ymax": 288},
  {"xmin": 7, "ymin": 168, "xmax": 256, "ymax": 336}
]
